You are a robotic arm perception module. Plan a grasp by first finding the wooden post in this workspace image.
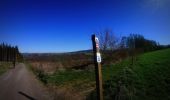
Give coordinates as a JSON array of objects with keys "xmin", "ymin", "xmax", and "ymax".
[
  {"xmin": 91, "ymin": 34, "xmax": 103, "ymax": 100},
  {"xmin": 13, "ymin": 48, "xmax": 16, "ymax": 68}
]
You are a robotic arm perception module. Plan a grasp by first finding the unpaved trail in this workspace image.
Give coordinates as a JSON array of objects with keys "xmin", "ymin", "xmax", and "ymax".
[{"xmin": 0, "ymin": 63, "xmax": 51, "ymax": 100}]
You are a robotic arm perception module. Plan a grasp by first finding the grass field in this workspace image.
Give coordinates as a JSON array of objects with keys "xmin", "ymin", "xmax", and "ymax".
[
  {"xmin": 31, "ymin": 48, "xmax": 170, "ymax": 99},
  {"xmin": 0, "ymin": 62, "xmax": 12, "ymax": 75},
  {"xmin": 102, "ymin": 48, "xmax": 170, "ymax": 100}
]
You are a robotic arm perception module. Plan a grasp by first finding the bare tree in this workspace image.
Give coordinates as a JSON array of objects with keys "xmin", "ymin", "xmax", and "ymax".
[
  {"xmin": 119, "ymin": 36, "xmax": 127, "ymax": 49},
  {"xmin": 98, "ymin": 29, "xmax": 118, "ymax": 51},
  {"xmin": 98, "ymin": 30, "xmax": 109, "ymax": 51}
]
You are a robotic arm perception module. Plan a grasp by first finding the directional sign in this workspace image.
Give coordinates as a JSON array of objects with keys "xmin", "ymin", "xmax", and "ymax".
[{"xmin": 96, "ymin": 52, "xmax": 101, "ymax": 63}]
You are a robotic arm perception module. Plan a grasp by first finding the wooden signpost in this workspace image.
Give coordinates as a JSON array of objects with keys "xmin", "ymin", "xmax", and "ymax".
[
  {"xmin": 91, "ymin": 34, "xmax": 103, "ymax": 100},
  {"xmin": 13, "ymin": 48, "xmax": 16, "ymax": 68}
]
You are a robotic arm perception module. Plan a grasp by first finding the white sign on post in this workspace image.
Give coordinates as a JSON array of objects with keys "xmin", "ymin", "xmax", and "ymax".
[
  {"xmin": 95, "ymin": 37, "xmax": 99, "ymax": 44},
  {"xmin": 96, "ymin": 52, "xmax": 101, "ymax": 63}
]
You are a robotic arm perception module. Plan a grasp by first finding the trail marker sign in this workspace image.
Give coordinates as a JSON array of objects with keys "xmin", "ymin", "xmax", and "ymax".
[{"xmin": 97, "ymin": 52, "xmax": 101, "ymax": 63}]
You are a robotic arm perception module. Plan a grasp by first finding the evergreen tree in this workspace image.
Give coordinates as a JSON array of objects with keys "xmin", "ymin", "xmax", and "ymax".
[{"xmin": 0, "ymin": 43, "xmax": 23, "ymax": 62}]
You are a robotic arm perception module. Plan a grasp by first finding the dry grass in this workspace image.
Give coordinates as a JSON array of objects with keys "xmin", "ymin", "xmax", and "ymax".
[
  {"xmin": 30, "ymin": 61, "xmax": 64, "ymax": 74},
  {"xmin": 28, "ymin": 61, "xmax": 96, "ymax": 100},
  {"xmin": 47, "ymin": 85, "xmax": 86, "ymax": 100}
]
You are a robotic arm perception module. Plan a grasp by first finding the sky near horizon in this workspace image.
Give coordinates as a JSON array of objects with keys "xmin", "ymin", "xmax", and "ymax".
[{"xmin": 0, "ymin": 0, "xmax": 170, "ymax": 53}]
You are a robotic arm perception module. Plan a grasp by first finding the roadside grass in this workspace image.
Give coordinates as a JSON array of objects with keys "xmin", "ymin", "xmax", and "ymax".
[
  {"xmin": 28, "ymin": 48, "xmax": 170, "ymax": 99},
  {"xmin": 26, "ymin": 62, "xmax": 95, "ymax": 98},
  {"xmin": 47, "ymin": 69, "xmax": 95, "ymax": 91},
  {"xmin": 0, "ymin": 62, "xmax": 12, "ymax": 75},
  {"xmin": 44, "ymin": 55, "xmax": 130, "ymax": 98}
]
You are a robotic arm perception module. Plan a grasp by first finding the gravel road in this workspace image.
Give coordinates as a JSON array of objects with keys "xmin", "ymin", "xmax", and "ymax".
[{"xmin": 0, "ymin": 63, "xmax": 51, "ymax": 100}]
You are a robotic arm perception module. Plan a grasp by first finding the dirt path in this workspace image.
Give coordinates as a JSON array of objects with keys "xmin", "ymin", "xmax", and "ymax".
[{"xmin": 0, "ymin": 63, "xmax": 51, "ymax": 100}]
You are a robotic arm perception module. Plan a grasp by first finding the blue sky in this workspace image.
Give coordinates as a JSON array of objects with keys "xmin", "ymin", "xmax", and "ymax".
[{"xmin": 0, "ymin": 0, "xmax": 170, "ymax": 53}]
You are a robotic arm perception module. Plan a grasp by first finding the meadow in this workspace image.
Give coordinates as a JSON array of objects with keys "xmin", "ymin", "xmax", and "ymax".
[{"xmin": 27, "ymin": 48, "xmax": 170, "ymax": 99}]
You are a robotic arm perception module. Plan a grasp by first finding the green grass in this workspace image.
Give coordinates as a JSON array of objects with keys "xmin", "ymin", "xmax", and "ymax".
[
  {"xmin": 102, "ymin": 49, "xmax": 170, "ymax": 100},
  {"xmin": 36, "ymin": 48, "xmax": 170, "ymax": 99},
  {"xmin": 47, "ymin": 69, "xmax": 96, "ymax": 92},
  {"xmin": 48, "ymin": 70, "xmax": 94, "ymax": 85},
  {"xmin": 0, "ymin": 62, "xmax": 12, "ymax": 75},
  {"xmin": 131, "ymin": 49, "xmax": 170, "ymax": 100}
]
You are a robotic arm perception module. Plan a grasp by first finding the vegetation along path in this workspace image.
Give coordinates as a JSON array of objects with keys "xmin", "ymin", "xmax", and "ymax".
[{"xmin": 0, "ymin": 63, "xmax": 51, "ymax": 100}]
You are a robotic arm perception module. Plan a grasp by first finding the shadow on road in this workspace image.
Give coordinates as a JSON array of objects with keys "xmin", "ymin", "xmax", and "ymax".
[{"xmin": 18, "ymin": 91, "xmax": 36, "ymax": 100}]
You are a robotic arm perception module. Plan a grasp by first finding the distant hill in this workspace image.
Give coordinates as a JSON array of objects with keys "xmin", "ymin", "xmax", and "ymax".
[
  {"xmin": 22, "ymin": 49, "xmax": 92, "ymax": 57},
  {"xmin": 22, "ymin": 49, "xmax": 93, "ymax": 69}
]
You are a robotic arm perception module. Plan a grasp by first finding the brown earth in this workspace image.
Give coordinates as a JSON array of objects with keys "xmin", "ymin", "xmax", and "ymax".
[{"xmin": 0, "ymin": 63, "xmax": 51, "ymax": 100}]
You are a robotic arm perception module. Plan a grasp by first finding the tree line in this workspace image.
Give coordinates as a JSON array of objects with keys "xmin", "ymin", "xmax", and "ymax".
[
  {"xmin": 98, "ymin": 29, "xmax": 170, "ymax": 64},
  {"xmin": 99, "ymin": 29, "xmax": 170, "ymax": 52},
  {"xmin": 0, "ymin": 43, "xmax": 23, "ymax": 62}
]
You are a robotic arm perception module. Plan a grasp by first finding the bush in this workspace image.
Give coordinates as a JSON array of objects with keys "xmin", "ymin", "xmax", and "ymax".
[
  {"xmin": 29, "ymin": 63, "xmax": 48, "ymax": 84},
  {"xmin": 36, "ymin": 69, "xmax": 48, "ymax": 84}
]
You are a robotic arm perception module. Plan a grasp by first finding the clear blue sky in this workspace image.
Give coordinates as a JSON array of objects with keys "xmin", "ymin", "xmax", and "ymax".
[{"xmin": 0, "ymin": 0, "xmax": 170, "ymax": 53}]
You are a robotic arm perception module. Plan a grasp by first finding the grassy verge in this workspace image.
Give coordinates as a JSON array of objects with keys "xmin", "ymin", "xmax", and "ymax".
[{"xmin": 0, "ymin": 62, "xmax": 12, "ymax": 75}]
